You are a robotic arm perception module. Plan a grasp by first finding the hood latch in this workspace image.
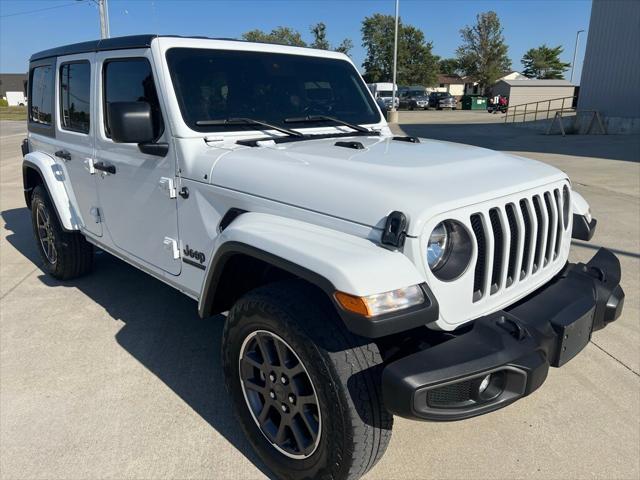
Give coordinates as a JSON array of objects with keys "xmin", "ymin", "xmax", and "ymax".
[{"xmin": 381, "ymin": 211, "xmax": 408, "ymax": 248}]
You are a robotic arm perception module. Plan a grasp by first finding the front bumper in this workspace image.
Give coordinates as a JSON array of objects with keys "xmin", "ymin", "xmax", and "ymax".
[
  {"xmin": 572, "ymin": 213, "xmax": 598, "ymax": 241},
  {"xmin": 382, "ymin": 248, "xmax": 624, "ymax": 421}
]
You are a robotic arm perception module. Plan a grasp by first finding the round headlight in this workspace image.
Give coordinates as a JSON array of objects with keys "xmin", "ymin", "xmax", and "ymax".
[
  {"xmin": 427, "ymin": 222, "xmax": 449, "ymax": 270},
  {"xmin": 426, "ymin": 220, "xmax": 473, "ymax": 281}
]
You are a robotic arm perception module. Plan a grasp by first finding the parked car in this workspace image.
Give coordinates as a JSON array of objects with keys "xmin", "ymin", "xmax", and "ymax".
[
  {"xmin": 375, "ymin": 96, "xmax": 390, "ymax": 112},
  {"xmin": 22, "ymin": 34, "xmax": 624, "ymax": 480},
  {"xmin": 368, "ymin": 82, "xmax": 399, "ymax": 110},
  {"xmin": 428, "ymin": 91, "xmax": 457, "ymax": 110},
  {"xmin": 399, "ymin": 87, "xmax": 429, "ymax": 110},
  {"xmin": 376, "ymin": 91, "xmax": 399, "ymax": 110}
]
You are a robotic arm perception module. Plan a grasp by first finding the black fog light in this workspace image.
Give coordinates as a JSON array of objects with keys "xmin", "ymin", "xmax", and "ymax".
[
  {"xmin": 478, "ymin": 374, "xmax": 491, "ymax": 393},
  {"xmin": 474, "ymin": 371, "xmax": 506, "ymax": 402}
]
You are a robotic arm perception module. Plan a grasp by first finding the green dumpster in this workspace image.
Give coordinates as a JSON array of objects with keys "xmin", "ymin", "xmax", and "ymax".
[{"xmin": 461, "ymin": 95, "xmax": 487, "ymax": 110}]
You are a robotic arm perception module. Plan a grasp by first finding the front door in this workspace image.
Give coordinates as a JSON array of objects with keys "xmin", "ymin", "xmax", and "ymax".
[
  {"xmin": 93, "ymin": 50, "xmax": 180, "ymax": 275},
  {"xmin": 55, "ymin": 53, "xmax": 102, "ymax": 236}
]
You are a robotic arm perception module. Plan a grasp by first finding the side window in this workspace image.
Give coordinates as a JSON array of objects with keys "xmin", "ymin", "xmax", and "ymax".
[
  {"xmin": 60, "ymin": 61, "xmax": 91, "ymax": 133},
  {"xmin": 103, "ymin": 58, "xmax": 163, "ymax": 139},
  {"xmin": 29, "ymin": 65, "xmax": 54, "ymax": 126}
]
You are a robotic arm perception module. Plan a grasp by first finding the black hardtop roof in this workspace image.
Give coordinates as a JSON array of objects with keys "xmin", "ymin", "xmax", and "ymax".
[
  {"xmin": 29, "ymin": 34, "xmax": 321, "ymax": 62},
  {"xmin": 30, "ymin": 34, "xmax": 158, "ymax": 62}
]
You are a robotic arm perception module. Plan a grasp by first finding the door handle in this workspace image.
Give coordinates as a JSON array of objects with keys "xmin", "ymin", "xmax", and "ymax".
[
  {"xmin": 94, "ymin": 162, "xmax": 116, "ymax": 175},
  {"xmin": 54, "ymin": 150, "xmax": 71, "ymax": 161}
]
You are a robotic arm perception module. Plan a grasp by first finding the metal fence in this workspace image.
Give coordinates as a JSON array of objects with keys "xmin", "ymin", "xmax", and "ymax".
[{"xmin": 504, "ymin": 96, "xmax": 577, "ymax": 124}]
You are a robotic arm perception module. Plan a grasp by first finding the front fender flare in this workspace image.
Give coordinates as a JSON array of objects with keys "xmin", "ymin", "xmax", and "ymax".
[
  {"xmin": 198, "ymin": 213, "xmax": 438, "ymax": 338},
  {"xmin": 23, "ymin": 153, "xmax": 80, "ymax": 231}
]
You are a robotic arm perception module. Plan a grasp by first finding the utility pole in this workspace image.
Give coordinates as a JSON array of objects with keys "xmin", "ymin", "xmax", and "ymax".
[
  {"xmin": 389, "ymin": 0, "xmax": 400, "ymax": 123},
  {"xmin": 98, "ymin": 0, "xmax": 110, "ymax": 39},
  {"xmin": 570, "ymin": 29, "xmax": 584, "ymax": 83},
  {"xmin": 79, "ymin": 0, "xmax": 110, "ymax": 38}
]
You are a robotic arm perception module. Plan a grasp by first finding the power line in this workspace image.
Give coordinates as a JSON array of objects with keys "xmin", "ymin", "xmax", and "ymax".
[{"xmin": 0, "ymin": 1, "xmax": 84, "ymax": 19}]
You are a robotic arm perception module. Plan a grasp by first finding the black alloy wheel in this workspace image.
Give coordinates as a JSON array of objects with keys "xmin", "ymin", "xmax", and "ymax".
[{"xmin": 238, "ymin": 330, "xmax": 321, "ymax": 459}]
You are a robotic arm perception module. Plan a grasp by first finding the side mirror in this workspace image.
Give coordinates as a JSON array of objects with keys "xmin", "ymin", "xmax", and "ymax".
[{"xmin": 107, "ymin": 101, "xmax": 155, "ymax": 144}]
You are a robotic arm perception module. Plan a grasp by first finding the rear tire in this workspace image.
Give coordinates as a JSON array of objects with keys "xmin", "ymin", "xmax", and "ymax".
[
  {"xmin": 222, "ymin": 280, "xmax": 392, "ymax": 480},
  {"xmin": 30, "ymin": 185, "xmax": 93, "ymax": 280}
]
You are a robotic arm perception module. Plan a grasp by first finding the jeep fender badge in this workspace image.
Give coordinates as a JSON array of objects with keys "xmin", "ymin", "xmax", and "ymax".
[{"xmin": 182, "ymin": 244, "xmax": 206, "ymax": 269}]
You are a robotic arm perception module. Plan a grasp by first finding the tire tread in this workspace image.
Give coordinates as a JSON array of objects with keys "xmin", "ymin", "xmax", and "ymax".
[
  {"xmin": 31, "ymin": 186, "xmax": 93, "ymax": 280},
  {"xmin": 223, "ymin": 280, "xmax": 392, "ymax": 480}
]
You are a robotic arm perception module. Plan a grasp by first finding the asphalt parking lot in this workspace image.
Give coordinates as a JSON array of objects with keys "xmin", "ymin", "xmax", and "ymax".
[{"xmin": 1, "ymin": 112, "xmax": 639, "ymax": 480}]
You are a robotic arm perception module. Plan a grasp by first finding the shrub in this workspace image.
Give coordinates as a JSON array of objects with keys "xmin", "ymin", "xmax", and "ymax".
[{"xmin": 0, "ymin": 98, "xmax": 9, "ymax": 107}]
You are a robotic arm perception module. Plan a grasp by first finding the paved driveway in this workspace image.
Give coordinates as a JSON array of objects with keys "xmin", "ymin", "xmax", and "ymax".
[{"xmin": 1, "ymin": 115, "xmax": 639, "ymax": 479}]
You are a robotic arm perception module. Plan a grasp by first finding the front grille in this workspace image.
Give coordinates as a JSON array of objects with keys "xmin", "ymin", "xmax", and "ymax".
[
  {"xmin": 519, "ymin": 199, "xmax": 532, "ymax": 278},
  {"xmin": 489, "ymin": 209, "xmax": 503, "ymax": 293},
  {"xmin": 505, "ymin": 204, "xmax": 519, "ymax": 286},
  {"xmin": 470, "ymin": 187, "xmax": 568, "ymax": 303},
  {"xmin": 471, "ymin": 214, "xmax": 486, "ymax": 300}
]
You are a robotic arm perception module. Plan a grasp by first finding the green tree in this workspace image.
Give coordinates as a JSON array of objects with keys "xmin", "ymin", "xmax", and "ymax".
[
  {"xmin": 521, "ymin": 44, "xmax": 571, "ymax": 79},
  {"xmin": 335, "ymin": 38, "xmax": 354, "ymax": 56},
  {"xmin": 242, "ymin": 27, "xmax": 307, "ymax": 47},
  {"xmin": 438, "ymin": 58, "xmax": 461, "ymax": 75},
  {"xmin": 310, "ymin": 22, "xmax": 330, "ymax": 50},
  {"xmin": 310, "ymin": 22, "xmax": 354, "ymax": 56},
  {"xmin": 456, "ymin": 11, "xmax": 511, "ymax": 92},
  {"xmin": 361, "ymin": 14, "xmax": 438, "ymax": 86}
]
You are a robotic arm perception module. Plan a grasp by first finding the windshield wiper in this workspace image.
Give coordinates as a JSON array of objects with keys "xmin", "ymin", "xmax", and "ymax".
[
  {"xmin": 195, "ymin": 117, "xmax": 303, "ymax": 137},
  {"xmin": 283, "ymin": 115, "xmax": 371, "ymax": 133}
]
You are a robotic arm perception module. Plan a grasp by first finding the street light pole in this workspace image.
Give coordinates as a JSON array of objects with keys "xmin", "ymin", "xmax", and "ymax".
[
  {"xmin": 570, "ymin": 29, "xmax": 584, "ymax": 83},
  {"xmin": 389, "ymin": 0, "xmax": 400, "ymax": 122}
]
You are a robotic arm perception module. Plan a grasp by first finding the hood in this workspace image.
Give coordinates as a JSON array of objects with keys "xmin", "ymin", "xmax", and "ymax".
[{"xmin": 211, "ymin": 135, "xmax": 567, "ymax": 236}]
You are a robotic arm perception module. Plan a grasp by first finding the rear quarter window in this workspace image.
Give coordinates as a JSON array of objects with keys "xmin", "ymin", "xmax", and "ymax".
[{"xmin": 29, "ymin": 64, "xmax": 55, "ymax": 127}]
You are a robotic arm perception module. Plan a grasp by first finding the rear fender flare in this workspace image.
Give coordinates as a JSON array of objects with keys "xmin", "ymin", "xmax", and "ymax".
[{"xmin": 23, "ymin": 153, "xmax": 80, "ymax": 231}]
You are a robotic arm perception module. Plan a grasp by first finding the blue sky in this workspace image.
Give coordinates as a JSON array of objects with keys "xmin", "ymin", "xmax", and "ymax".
[{"xmin": 0, "ymin": 0, "xmax": 592, "ymax": 82}]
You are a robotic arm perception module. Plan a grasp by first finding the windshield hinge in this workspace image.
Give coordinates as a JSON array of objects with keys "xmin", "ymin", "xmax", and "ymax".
[
  {"xmin": 159, "ymin": 177, "xmax": 177, "ymax": 199},
  {"xmin": 89, "ymin": 206, "xmax": 101, "ymax": 224}
]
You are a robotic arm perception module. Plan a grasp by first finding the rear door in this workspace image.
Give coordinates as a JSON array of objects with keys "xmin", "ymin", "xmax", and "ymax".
[
  {"xmin": 93, "ymin": 49, "xmax": 180, "ymax": 275},
  {"xmin": 55, "ymin": 53, "xmax": 102, "ymax": 236}
]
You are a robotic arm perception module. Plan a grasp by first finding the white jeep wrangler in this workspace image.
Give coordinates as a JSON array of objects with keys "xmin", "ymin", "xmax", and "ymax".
[{"xmin": 22, "ymin": 35, "xmax": 624, "ymax": 480}]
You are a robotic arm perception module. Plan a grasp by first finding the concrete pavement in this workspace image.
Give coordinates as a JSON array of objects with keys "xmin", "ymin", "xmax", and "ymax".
[{"xmin": 1, "ymin": 114, "xmax": 639, "ymax": 480}]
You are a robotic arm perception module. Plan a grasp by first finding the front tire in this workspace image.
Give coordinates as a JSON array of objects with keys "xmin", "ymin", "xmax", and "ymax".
[
  {"xmin": 30, "ymin": 185, "xmax": 93, "ymax": 279},
  {"xmin": 222, "ymin": 280, "xmax": 392, "ymax": 480}
]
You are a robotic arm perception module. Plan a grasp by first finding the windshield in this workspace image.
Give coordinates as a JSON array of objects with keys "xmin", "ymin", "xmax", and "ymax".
[
  {"xmin": 166, "ymin": 48, "xmax": 381, "ymax": 132},
  {"xmin": 378, "ymin": 91, "xmax": 393, "ymax": 98}
]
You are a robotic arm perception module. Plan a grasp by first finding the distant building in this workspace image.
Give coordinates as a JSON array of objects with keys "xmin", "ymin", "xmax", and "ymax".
[
  {"xmin": 430, "ymin": 75, "xmax": 465, "ymax": 99},
  {"xmin": 463, "ymin": 71, "xmax": 527, "ymax": 96},
  {"xmin": 578, "ymin": 0, "xmax": 640, "ymax": 133},
  {"xmin": 0, "ymin": 73, "xmax": 27, "ymax": 105},
  {"xmin": 492, "ymin": 79, "xmax": 576, "ymax": 111}
]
